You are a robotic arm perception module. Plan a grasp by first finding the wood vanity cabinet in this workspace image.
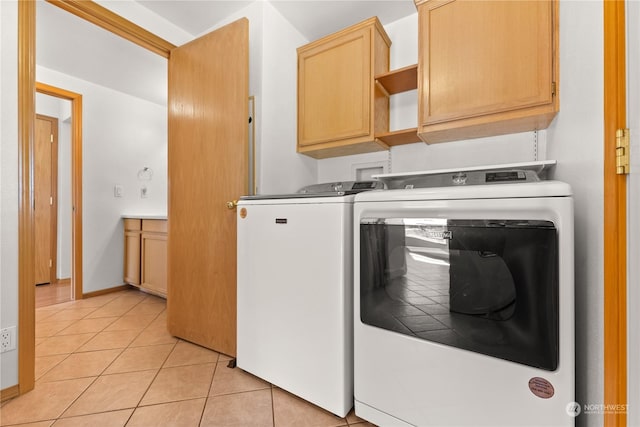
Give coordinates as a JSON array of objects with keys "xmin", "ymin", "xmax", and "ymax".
[
  {"xmin": 297, "ymin": 17, "xmax": 391, "ymax": 159},
  {"xmin": 415, "ymin": 0, "xmax": 559, "ymax": 143},
  {"xmin": 123, "ymin": 219, "xmax": 141, "ymax": 286},
  {"xmin": 124, "ymin": 218, "xmax": 167, "ymax": 297},
  {"xmin": 141, "ymin": 220, "xmax": 168, "ymax": 297}
]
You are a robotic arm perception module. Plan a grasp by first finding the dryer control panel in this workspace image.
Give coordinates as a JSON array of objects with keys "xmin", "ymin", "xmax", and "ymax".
[
  {"xmin": 374, "ymin": 161, "xmax": 554, "ymax": 190},
  {"xmin": 385, "ymin": 169, "xmax": 540, "ymax": 190}
]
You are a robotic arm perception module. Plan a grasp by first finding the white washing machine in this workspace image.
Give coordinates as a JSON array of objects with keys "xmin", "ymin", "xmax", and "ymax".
[
  {"xmin": 236, "ymin": 181, "xmax": 383, "ymax": 417},
  {"xmin": 353, "ymin": 163, "xmax": 575, "ymax": 426}
]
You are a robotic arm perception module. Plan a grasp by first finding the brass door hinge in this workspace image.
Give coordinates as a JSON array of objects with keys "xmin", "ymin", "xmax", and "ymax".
[
  {"xmin": 616, "ymin": 128, "xmax": 630, "ymax": 175},
  {"xmin": 552, "ymin": 81, "xmax": 557, "ymax": 97}
]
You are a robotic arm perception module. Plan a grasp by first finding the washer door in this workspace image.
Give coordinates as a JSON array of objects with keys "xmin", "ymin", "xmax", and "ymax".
[{"xmin": 359, "ymin": 218, "xmax": 558, "ymax": 371}]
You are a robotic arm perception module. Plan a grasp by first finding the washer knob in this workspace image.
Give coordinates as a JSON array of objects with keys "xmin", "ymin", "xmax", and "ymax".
[{"xmin": 452, "ymin": 173, "xmax": 467, "ymax": 185}]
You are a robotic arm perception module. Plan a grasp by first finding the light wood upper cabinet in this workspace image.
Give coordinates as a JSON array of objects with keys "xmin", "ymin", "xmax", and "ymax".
[
  {"xmin": 297, "ymin": 17, "xmax": 391, "ymax": 159},
  {"xmin": 416, "ymin": 0, "xmax": 558, "ymax": 143}
]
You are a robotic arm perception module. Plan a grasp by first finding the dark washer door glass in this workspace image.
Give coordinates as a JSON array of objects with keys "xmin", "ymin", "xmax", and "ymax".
[{"xmin": 360, "ymin": 218, "xmax": 559, "ymax": 371}]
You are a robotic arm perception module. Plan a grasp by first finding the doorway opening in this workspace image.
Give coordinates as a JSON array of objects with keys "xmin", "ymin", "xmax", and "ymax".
[
  {"xmin": 35, "ymin": 83, "xmax": 83, "ymax": 306},
  {"xmin": 34, "ymin": 92, "xmax": 74, "ymax": 308}
]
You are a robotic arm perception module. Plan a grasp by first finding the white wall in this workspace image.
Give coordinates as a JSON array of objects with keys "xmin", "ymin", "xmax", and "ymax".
[
  {"xmin": 258, "ymin": 3, "xmax": 316, "ymax": 194},
  {"xmin": 35, "ymin": 93, "xmax": 72, "ymax": 279},
  {"xmin": 105, "ymin": 0, "xmax": 319, "ymax": 194},
  {"xmin": 546, "ymin": 2, "xmax": 604, "ymax": 425},
  {"xmin": 36, "ymin": 66, "xmax": 168, "ymax": 294},
  {"xmin": 0, "ymin": 0, "xmax": 19, "ymax": 390},
  {"xmin": 196, "ymin": 2, "xmax": 317, "ymax": 195}
]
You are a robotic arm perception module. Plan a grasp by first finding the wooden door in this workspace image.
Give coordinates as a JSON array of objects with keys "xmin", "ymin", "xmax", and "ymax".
[
  {"xmin": 35, "ymin": 114, "xmax": 58, "ymax": 285},
  {"xmin": 167, "ymin": 18, "xmax": 249, "ymax": 357}
]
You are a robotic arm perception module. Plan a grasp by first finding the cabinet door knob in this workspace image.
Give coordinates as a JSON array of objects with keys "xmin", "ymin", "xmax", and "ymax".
[{"xmin": 226, "ymin": 200, "xmax": 238, "ymax": 210}]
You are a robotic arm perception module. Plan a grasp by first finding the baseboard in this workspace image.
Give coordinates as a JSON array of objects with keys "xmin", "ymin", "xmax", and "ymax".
[
  {"xmin": 56, "ymin": 277, "xmax": 71, "ymax": 285},
  {"xmin": 82, "ymin": 284, "xmax": 132, "ymax": 299},
  {"xmin": 0, "ymin": 384, "xmax": 20, "ymax": 402}
]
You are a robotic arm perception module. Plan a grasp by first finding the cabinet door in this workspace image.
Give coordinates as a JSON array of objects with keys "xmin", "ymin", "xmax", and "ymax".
[
  {"xmin": 124, "ymin": 230, "xmax": 141, "ymax": 286},
  {"xmin": 298, "ymin": 25, "xmax": 372, "ymax": 147},
  {"xmin": 141, "ymin": 232, "xmax": 167, "ymax": 296},
  {"xmin": 418, "ymin": 0, "xmax": 556, "ymax": 138}
]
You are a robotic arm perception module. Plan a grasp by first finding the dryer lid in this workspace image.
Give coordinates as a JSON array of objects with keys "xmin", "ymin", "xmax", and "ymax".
[
  {"xmin": 373, "ymin": 160, "xmax": 556, "ymax": 189},
  {"xmin": 240, "ymin": 180, "xmax": 384, "ymax": 200}
]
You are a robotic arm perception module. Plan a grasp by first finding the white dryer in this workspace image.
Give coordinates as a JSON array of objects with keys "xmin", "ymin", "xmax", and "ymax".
[
  {"xmin": 236, "ymin": 181, "xmax": 383, "ymax": 418},
  {"xmin": 353, "ymin": 164, "xmax": 575, "ymax": 426}
]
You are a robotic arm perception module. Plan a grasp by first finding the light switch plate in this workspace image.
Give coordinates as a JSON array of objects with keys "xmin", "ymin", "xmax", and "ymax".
[{"xmin": 114, "ymin": 184, "xmax": 123, "ymax": 198}]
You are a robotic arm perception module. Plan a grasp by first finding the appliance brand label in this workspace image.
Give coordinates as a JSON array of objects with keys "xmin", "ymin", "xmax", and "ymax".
[
  {"xmin": 425, "ymin": 230, "xmax": 452, "ymax": 240},
  {"xmin": 239, "ymin": 208, "xmax": 247, "ymax": 219},
  {"xmin": 275, "ymin": 218, "xmax": 287, "ymax": 224},
  {"xmin": 528, "ymin": 377, "xmax": 555, "ymax": 399}
]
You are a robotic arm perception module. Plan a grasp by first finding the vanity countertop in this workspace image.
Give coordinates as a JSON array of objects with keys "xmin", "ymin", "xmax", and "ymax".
[{"xmin": 122, "ymin": 214, "xmax": 167, "ymax": 220}]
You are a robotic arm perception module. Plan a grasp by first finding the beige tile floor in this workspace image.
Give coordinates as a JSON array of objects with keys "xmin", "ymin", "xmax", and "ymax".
[{"xmin": 1, "ymin": 289, "xmax": 375, "ymax": 427}]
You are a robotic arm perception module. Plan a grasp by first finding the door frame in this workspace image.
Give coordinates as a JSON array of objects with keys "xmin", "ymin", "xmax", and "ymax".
[
  {"xmin": 604, "ymin": 1, "xmax": 628, "ymax": 426},
  {"xmin": 626, "ymin": 1, "xmax": 640, "ymax": 424},
  {"xmin": 44, "ymin": 0, "xmax": 175, "ymax": 57},
  {"xmin": 17, "ymin": 0, "xmax": 36, "ymax": 393},
  {"xmin": 35, "ymin": 84, "xmax": 83, "ymax": 301},
  {"xmin": 17, "ymin": 0, "xmax": 171, "ymax": 395}
]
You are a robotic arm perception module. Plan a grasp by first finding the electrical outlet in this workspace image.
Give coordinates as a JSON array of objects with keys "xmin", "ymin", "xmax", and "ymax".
[{"xmin": 0, "ymin": 326, "xmax": 16, "ymax": 353}]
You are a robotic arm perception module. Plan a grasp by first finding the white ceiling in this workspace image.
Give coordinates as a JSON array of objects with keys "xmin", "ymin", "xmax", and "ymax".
[
  {"xmin": 135, "ymin": 1, "xmax": 255, "ymax": 37},
  {"xmin": 268, "ymin": 1, "xmax": 417, "ymax": 41},
  {"xmin": 135, "ymin": 1, "xmax": 418, "ymax": 40},
  {"xmin": 36, "ymin": 0, "xmax": 417, "ymax": 106}
]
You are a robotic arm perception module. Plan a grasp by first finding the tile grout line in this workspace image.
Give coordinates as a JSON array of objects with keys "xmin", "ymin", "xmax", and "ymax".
[
  {"xmin": 126, "ymin": 366, "xmax": 170, "ymax": 422},
  {"xmin": 27, "ymin": 290, "xmax": 321, "ymax": 426},
  {"xmin": 30, "ymin": 290, "xmax": 154, "ymax": 424},
  {"xmin": 34, "ymin": 351, "xmax": 73, "ymax": 383},
  {"xmin": 34, "ymin": 293, "xmax": 118, "ymax": 386},
  {"xmin": 197, "ymin": 350, "xmax": 221, "ymax": 426},
  {"xmin": 271, "ymin": 385, "xmax": 277, "ymax": 427},
  {"xmin": 37, "ymin": 314, "xmax": 115, "ymax": 424},
  {"xmin": 118, "ymin": 304, "xmax": 177, "ymax": 415},
  {"xmin": 37, "ymin": 291, "xmax": 124, "ymax": 423}
]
